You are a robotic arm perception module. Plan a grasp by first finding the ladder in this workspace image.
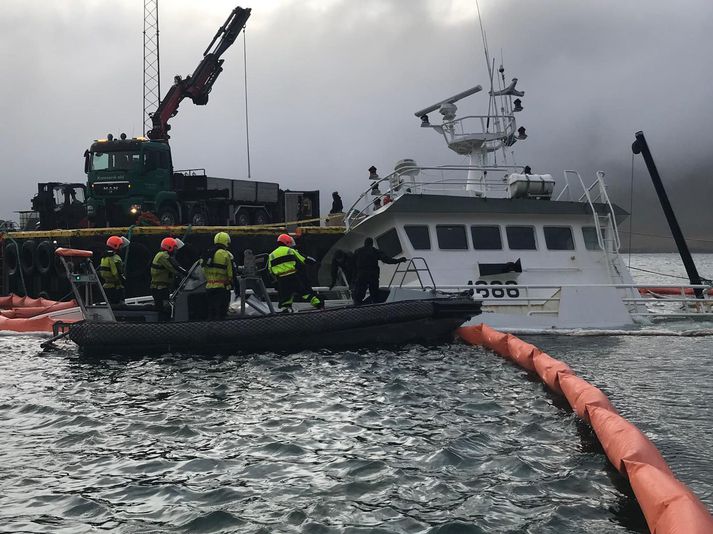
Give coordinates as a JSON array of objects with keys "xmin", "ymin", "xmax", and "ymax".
[{"xmin": 56, "ymin": 248, "xmax": 115, "ymax": 322}]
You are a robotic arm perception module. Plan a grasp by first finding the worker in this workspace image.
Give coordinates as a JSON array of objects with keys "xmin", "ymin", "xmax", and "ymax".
[
  {"xmin": 150, "ymin": 236, "xmax": 187, "ymax": 318},
  {"xmin": 329, "ymin": 249, "xmax": 355, "ymax": 290},
  {"xmin": 202, "ymin": 231, "xmax": 235, "ymax": 320},
  {"xmin": 267, "ymin": 233, "xmax": 324, "ymax": 311},
  {"xmin": 352, "ymin": 237, "xmax": 407, "ymax": 305},
  {"xmin": 330, "ymin": 191, "xmax": 343, "ymax": 214},
  {"xmin": 99, "ymin": 235, "xmax": 129, "ymax": 305}
]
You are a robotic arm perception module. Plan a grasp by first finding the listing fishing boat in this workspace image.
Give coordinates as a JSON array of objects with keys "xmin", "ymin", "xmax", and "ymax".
[
  {"xmin": 49, "ymin": 248, "xmax": 480, "ymax": 356},
  {"xmin": 322, "ymin": 61, "xmax": 713, "ymax": 331}
]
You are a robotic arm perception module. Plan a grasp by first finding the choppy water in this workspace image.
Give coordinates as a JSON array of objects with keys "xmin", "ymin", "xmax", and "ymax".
[{"xmin": 0, "ymin": 254, "xmax": 712, "ymax": 533}]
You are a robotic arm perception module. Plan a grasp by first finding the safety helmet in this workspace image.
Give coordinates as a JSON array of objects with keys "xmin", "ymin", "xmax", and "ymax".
[
  {"xmin": 277, "ymin": 233, "xmax": 295, "ymax": 247},
  {"xmin": 214, "ymin": 231, "xmax": 231, "ymax": 247},
  {"xmin": 107, "ymin": 235, "xmax": 129, "ymax": 251},
  {"xmin": 160, "ymin": 237, "xmax": 184, "ymax": 253}
]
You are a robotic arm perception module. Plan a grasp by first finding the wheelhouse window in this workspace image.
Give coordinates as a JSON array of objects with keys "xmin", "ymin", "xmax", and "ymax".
[
  {"xmin": 582, "ymin": 226, "xmax": 604, "ymax": 251},
  {"xmin": 436, "ymin": 225, "xmax": 468, "ymax": 250},
  {"xmin": 506, "ymin": 226, "xmax": 537, "ymax": 250},
  {"xmin": 471, "ymin": 225, "xmax": 502, "ymax": 250},
  {"xmin": 404, "ymin": 225, "xmax": 431, "ymax": 250},
  {"xmin": 376, "ymin": 227, "xmax": 403, "ymax": 257},
  {"xmin": 544, "ymin": 226, "xmax": 575, "ymax": 250}
]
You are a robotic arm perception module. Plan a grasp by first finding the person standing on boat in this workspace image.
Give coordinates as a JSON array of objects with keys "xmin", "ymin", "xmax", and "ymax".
[
  {"xmin": 352, "ymin": 237, "xmax": 406, "ymax": 305},
  {"xmin": 329, "ymin": 249, "xmax": 355, "ymax": 290},
  {"xmin": 150, "ymin": 237, "xmax": 187, "ymax": 317},
  {"xmin": 202, "ymin": 232, "xmax": 234, "ymax": 320},
  {"xmin": 99, "ymin": 235, "xmax": 129, "ymax": 305},
  {"xmin": 268, "ymin": 233, "xmax": 324, "ymax": 311}
]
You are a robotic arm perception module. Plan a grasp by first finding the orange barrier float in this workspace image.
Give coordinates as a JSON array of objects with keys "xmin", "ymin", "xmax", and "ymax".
[
  {"xmin": 457, "ymin": 324, "xmax": 713, "ymax": 534},
  {"xmin": 0, "ymin": 294, "xmax": 80, "ymax": 333},
  {"xmin": 638, "ymin": 287, "xmax": 713, "ymax": 296}
]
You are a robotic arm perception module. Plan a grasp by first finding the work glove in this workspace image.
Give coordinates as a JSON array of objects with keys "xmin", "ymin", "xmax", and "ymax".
[{"xmin": 305, "ymin": 256, "xmax": 317, "ymax": 265}]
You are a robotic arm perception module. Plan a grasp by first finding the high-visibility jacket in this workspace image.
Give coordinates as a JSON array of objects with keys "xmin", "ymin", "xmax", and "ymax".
[
  {"xmin": 204, "ymin": 247, "xmax": 234, "ymax": 290},
  {"xmin": 99, "ymin": 251, "xmax": 124, "ymax": 289},
  {"xmin": 268, "ymin": 246, "xmax": 306, "ymax": 278},
  {"xmin": 150, "ymin": 250, "xmax": 179, "ymax": 289}
]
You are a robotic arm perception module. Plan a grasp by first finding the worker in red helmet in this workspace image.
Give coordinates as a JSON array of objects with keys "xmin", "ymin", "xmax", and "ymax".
[
  {"xmin": 267, "ymin": 233, "xmax": 323, "ymax": 311},
  {"xmin": 150, "ymin": 236, "xmax": 187, "ymax": 318},
  {"xmin": 99, "ymin": 235, "xmax": 129, "ymax": 305}
]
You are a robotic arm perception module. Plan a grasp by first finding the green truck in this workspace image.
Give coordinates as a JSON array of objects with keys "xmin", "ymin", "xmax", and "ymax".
[
  {"xmin": 83, "ymin": 134, "xmax": 314, "ymax": 227},
  {"xmin": 80, "ymin": 6, "xmax": 319, "ymax": 228}
]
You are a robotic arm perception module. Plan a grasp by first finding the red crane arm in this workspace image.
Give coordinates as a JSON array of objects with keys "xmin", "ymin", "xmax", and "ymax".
[{"xmin": 146, "ymin": 6, "xmax": 251, "ymax": 141}]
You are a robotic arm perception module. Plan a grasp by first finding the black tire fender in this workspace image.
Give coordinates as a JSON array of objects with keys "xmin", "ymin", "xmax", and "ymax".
[
  {"xmin": 5, "ymin": 241, "xmax": 19, "ymax": 277},
  {"xmin": 21, "ymin": 240, "xmax": 36, "ymax": 276},
  {"xmin": 35, "ymin": 240, "xmax": 54, "ymax": 275}
]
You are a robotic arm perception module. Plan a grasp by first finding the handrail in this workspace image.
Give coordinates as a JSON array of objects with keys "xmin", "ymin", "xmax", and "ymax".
[
  {"xmin": 595, "ymin": 171, "xmax": 622, "ymax": 251},
  {"xmin": 387, "ymin": 257, "xmax": 437, "ymax": 289}
]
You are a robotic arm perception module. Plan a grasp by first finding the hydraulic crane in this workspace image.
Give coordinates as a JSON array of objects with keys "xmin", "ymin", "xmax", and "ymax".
[{"xmin": 146, "ymin": 6, "xmax": 251, "ymax": 140}]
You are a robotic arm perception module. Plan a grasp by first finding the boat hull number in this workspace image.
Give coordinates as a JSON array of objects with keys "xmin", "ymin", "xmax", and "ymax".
[{"xmin": 474, "ymin": 280, "xmax": 519, "ymax": 298}]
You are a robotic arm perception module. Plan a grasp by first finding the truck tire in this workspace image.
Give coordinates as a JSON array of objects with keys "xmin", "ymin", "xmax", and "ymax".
[
  {"xmin": 235, "ymin": 209, "xmax": 251, "ymax": 226},
  {"xmin": 254, "ymin": 210, "xmax": 271, "ymax": 226},
  {"xmin": 158, "ymin": 206, "xmax": 179, "ymax": 226},
  {"xmin": 191, "ymin": 209, "xmax": 209, "ymax": 226},
  {"xmin": 35, "ymin": 240, "xmax": 54, "ymax": 275},
  {"xmin": 21, "ymin": 240, "xmax": 36, "ymax": 276}
]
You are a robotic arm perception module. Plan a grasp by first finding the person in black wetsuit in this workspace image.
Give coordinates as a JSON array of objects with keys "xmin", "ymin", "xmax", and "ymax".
[
  {"xmin": 352, "ymin": 237, "xmax": 406, "ymax": 305},
  {"xmin": 329, "ymin": 249, "xmax": 355, "ymax": 289}
]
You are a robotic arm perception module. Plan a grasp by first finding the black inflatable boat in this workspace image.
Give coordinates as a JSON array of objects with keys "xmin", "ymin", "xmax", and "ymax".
[
  {"xmin": 66, "ymin": 297, "xmax": 479, "ymax": 356},
  {"xmin": 48, "ymin": 247, "xmax": 480, "ymax": 356}
]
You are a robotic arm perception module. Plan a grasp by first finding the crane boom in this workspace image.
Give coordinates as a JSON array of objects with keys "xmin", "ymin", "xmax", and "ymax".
[{"xmin": 146, "ymin": 6, "xmax": 251, "ymax": 141}]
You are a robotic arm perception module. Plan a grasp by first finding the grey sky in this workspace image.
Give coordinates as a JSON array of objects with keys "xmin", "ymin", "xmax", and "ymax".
[{"xmin": 1, "ymin": 0, "xmax": 712, "ymax": 245}]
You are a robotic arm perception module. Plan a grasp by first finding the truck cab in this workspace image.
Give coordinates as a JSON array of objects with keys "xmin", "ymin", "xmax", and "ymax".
[{"xmin": 85, "ymin": 135, "xmax": 176, "ymax": 226}]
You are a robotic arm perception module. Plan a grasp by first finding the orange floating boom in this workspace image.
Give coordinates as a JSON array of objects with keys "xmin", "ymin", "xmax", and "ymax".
[{"xmin": 457, "ymin": 324, "xmax": 713, "ymax": 534}]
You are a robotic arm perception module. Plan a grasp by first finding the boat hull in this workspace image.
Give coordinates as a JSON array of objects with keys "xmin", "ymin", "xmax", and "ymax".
[{"xmin": 67, "ymin": 298, "xmax": 480, "ymax": 356}]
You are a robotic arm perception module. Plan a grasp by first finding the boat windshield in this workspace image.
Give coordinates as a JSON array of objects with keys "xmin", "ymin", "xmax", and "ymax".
[{"xmin": 91, "ymin": 151, "xmax": 140, "ymax": 171}]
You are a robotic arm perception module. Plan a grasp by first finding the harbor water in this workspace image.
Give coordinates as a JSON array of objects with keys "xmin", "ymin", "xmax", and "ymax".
[{"xmin": 1, "ymin": 254, "xmax": 711, "ymax": 533}]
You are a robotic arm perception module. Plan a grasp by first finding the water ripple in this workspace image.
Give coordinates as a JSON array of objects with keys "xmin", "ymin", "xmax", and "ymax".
[{"xmin": 0, "ymin": 333, "xmax": 710, "ymax": 532}]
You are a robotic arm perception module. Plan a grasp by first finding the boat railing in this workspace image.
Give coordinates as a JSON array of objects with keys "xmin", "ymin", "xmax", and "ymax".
[
  {"xmin": 429, "ymin": 281, "xmax": 713, "ymax": 320},
  {"xmin": 344, "ymin": 165, "xmax": 523, "ymax": 230},
  {"xmin": 441, "ymin": 115, "xmax": 518, "ymax": 150}
]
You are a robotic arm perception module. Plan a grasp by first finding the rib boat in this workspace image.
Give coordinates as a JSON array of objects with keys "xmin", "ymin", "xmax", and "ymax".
[{"xmin": 50, "ymin": 248, "xmax": 480, "ymax": 356}]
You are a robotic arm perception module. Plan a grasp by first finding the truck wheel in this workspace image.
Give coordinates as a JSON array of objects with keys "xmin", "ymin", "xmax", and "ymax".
[
  {"xmin": 235, "ymin": 209, "xmax": 251, "ymax": 226},
  {"xmin": 254, "ymin": 210, "xmax": 271, "ymax": 226},
  {"xmin": 158, "ymin": 206, "xmax": 179, "ymax": 226},
  {"xmin": 191, "ymin": 209, "xmax": 209, "ymax": 226}
]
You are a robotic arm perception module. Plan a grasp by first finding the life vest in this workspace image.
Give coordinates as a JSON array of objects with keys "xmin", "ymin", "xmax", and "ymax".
[
  {"xmin": 99, "ymin": 252, "xmax": 124, "ymax": 288},
  {"xmin": 150, "ymin": 250, "xmax": 176, "ymax": 288},
  {"xmin": 268, "ymin": 246, "xmax": 306, "ymax": 278},
  {"xmin": 204, "ymin": 247, "xmax": 234, "ymax": 290}
]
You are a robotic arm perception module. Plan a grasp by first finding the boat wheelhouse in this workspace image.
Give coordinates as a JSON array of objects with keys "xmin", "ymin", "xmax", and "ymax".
[{"xmin": 321, "ymin": 78, "xmax": 657, "ymax": 331}]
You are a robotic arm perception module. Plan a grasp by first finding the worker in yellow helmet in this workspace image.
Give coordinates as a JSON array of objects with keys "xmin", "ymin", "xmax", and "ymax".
[
  {"xmin": 99, "ymin": 235, "xmax": 129, "ymax": 305},
  {"xmin": 267, "ymin": 233, "xmax": 323, "ymax": 311},
  {"xmin": 203, "ymin": 231, "xmax": 235, "ymax": 319}
]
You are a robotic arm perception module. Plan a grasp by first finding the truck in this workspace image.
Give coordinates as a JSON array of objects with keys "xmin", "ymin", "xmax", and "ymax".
[
  {"xmin": 19, "ymin": 182, "xmax": 88, "ymax": 231},
  {"xmin": 83, "ymin": 136, "xmax": 318, "ymax": 226},
  {"xmin": 82, "ymin": 6, "xmax": 319, "ymax": 227}
]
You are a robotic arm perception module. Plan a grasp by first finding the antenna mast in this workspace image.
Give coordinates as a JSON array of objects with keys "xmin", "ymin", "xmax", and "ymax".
[{"xmin": 143, "ymin": 0, "xmax": 161, "ymax": 135}]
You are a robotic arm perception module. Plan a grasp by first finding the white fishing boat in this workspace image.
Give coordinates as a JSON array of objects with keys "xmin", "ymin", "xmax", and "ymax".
[{"xmin": 321, "ymin": 69, "xmax": 713, "ymax": 331}]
